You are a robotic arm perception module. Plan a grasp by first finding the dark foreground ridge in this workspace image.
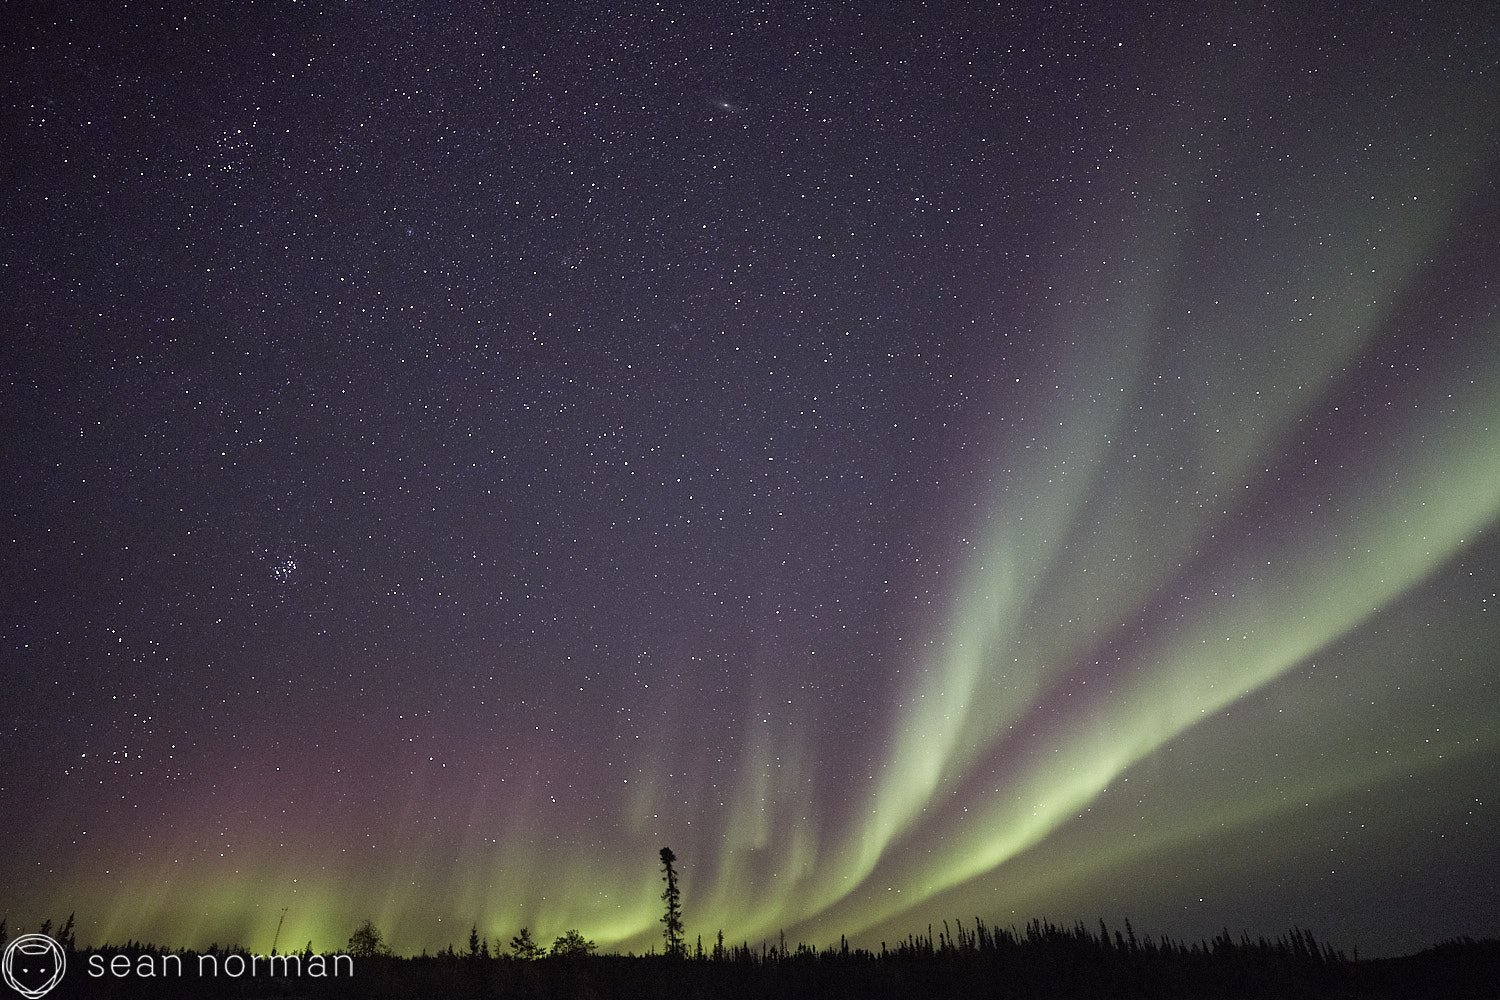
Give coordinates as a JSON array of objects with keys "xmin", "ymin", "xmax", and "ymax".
[{"xmin": 9, "ymin": 918, "xmax": 1499, "ymax": 1000}]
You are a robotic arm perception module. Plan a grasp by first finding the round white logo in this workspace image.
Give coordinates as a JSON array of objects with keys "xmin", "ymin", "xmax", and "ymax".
[{"xmin": 2, "ymin": 935, "xmax": 66, "ymax": 999}]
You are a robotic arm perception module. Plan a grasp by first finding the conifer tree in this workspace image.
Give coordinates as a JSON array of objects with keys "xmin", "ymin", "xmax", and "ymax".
[
  {"xmin": 510, "ymin": 927, "xmax": 544, "ymax": 960},
  {"xmin": 659, "ymin": 846, "xmax": 684, "ymax": 958}
]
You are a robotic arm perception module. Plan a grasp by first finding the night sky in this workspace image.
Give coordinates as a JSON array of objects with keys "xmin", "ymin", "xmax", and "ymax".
[{"xmin": 3, "ymin": 3, "xmax": 1498, "ymax": 960}]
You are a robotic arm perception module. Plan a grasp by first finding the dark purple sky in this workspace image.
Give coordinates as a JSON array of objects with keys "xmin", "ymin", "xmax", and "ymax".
[{"xmin": 2, "ymin": 2, "xmax": 1497, "ymax": 958}]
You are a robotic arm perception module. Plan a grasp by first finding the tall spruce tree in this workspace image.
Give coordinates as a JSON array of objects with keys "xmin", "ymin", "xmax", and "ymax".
[{"xmin": 659, "ymin": 846, "xmax": 684, "ymax": 958}]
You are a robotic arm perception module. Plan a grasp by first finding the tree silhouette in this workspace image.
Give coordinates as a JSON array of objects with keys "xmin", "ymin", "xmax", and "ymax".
[
  {"xmin": 510, "ymin": 926, "xmax": 544, "ymax": 960},
  {"xmin": 550, "ymin": 929, "xmax": 596, "ymax": 958},
  {"xmin": 347, "ymin": 918, "xmax": 392, "ymax": 958},
  {"xmin": 660, "ymin": 846, "xmax": 685, "ymax": 958}
]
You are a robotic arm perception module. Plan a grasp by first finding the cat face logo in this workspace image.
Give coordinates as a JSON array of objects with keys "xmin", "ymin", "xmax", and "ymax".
[{"xmin": 2, "ymin": 935, "xmax": 66, "ymax": 999}]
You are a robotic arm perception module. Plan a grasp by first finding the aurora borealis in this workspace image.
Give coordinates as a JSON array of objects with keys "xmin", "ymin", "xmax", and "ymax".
[{"xmin": 3, "ymin": 2, "xmax": 1498, "ymax": 963}]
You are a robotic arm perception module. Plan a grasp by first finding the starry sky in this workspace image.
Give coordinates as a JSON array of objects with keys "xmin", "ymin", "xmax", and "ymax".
[{"xmin": 2, "ymin": 2, "xmax": 1498, "ymax": 961}]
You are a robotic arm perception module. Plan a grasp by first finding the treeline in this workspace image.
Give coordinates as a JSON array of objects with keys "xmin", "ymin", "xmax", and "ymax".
[{"xmin": 4, "ymin": 913, "xmax": 1497, "ymax": 999}]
